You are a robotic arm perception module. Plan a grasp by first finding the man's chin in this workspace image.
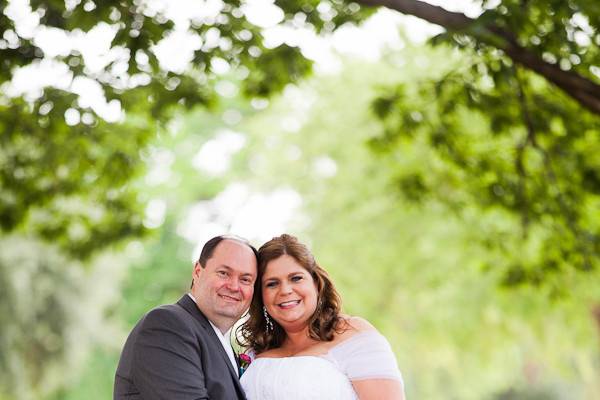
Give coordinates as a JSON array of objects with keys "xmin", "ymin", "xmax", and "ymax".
[{"xmin": 216, "ymin": 307, "xmax": 244, "ymax": 320}]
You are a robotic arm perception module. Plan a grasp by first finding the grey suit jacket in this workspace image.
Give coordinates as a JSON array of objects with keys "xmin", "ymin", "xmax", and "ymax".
[{"xmin": 114, "ymin": 295, "xmax": 245, "ymax": 400}]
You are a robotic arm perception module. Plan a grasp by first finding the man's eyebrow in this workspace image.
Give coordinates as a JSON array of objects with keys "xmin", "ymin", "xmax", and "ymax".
[{"xmin": 217, "ymin": 265, "xmax": 254, "ymax": 276}]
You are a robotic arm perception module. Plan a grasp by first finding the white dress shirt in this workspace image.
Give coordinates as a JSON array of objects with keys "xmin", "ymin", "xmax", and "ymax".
[{"xmin": 187, "ymin": 293, "xmax": 238, "ymax": 376}]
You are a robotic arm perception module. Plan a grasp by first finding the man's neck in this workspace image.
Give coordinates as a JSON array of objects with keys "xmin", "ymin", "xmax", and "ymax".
[{"xmin": 208, "ymin": 319, "xmax": 231, "ymax": 336}]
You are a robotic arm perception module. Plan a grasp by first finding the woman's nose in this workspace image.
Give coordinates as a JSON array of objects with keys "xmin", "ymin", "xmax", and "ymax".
[{"xmin": 279, "ymin": 281, "xmax": 293, "ymax": 294}]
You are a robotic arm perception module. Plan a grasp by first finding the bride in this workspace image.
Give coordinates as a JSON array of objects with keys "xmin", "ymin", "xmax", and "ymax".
[{"xmin": 238, "ymin": 234, "xmax": 405, "ymax": 399}]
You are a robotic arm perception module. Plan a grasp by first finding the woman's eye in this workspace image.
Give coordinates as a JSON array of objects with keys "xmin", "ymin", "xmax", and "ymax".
[
  {"xmin": 265, "ymin": 281, "xmax": 277, "ymax": 288},
  {"xmin": 291, "ymin": 275, "xmax": 303, "ymax": 282}
]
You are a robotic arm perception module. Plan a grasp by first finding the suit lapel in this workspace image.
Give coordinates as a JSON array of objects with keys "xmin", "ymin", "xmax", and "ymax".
[{"xmin": 177, "ymin": 295, "xmax": 245, "ymax": 397}]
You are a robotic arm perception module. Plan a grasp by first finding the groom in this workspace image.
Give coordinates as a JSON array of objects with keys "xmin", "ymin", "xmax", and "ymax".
[{"xmin": 114, "ymin": 235, "xmax": 258, "ymax": 399}]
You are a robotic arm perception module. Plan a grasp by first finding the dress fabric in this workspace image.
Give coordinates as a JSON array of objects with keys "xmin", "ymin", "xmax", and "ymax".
[{"xmin": 240, "ymin": 331, "xmax": 403, "ymax": 400}]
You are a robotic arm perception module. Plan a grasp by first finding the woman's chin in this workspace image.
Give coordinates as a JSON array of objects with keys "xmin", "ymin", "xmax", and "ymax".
[{"xmin": 275, "ymin": 316, "xmax": 311, "ymax": 332}]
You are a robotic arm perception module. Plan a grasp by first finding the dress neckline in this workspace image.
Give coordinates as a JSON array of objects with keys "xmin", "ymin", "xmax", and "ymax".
[{"xmin": 254, "ymin": 329, "xmax": 378, "ymax": 360}]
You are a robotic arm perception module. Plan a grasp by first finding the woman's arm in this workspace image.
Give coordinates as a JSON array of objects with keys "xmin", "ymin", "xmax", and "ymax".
[
  {"xmin": 337, "ymin": 316, "xmax": 406, "ymax": 400},
  {"xmin": 353, "ymin": 379, "xmax": 405, "ymax": 400}
]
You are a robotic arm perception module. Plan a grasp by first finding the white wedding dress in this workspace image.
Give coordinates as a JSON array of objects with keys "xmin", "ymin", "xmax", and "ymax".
[{"xmin": 240, "ymin": 331, "xmax": 404, "ymax": 400}]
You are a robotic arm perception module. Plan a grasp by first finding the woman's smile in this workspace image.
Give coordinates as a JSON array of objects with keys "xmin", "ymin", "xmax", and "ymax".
[{"xmin": 277, "ymin": 300, "xmax": 301, "ymax": 309}]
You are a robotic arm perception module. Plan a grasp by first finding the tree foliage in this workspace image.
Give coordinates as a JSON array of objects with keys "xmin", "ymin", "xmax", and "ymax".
[
  {"xmin": 367, "ymin": 0, "xmax": 600, "ymax": 286},
  {"xmin": 0, "ymin": 0, "xmax": 372, "ymax": 256},
  {"xmin": 3, "ymin": 0, "xmax": 598, "ymax": 276},
  {"xmin": 0, "ymin": 235, "xmax": 127, "ymax": 400}
]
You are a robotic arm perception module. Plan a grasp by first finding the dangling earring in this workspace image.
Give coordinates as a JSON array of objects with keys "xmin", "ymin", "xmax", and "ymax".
[{"xmin": 263, "ymin": 306, "xmax": 274, "ymax": 333}]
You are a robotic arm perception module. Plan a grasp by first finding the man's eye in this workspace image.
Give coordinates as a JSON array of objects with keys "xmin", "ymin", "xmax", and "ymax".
[
  {"xmin": 241, "ymin": 278, "xmax": 253, "ymax": 285},
  {"xmin": 217, "ymin": 271, "xmax": 228, "ymax": 277}
]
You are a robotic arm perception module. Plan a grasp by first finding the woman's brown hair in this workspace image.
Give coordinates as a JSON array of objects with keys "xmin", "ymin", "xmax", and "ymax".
[{"xmin": 237, "ymin": 234, "xmax": 342, "ymax": 354}]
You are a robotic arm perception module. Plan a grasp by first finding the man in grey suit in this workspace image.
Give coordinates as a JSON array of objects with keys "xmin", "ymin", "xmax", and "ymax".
[{"xmin": 114, "ymin": 235, "xmax": 258, "ymax": 399}]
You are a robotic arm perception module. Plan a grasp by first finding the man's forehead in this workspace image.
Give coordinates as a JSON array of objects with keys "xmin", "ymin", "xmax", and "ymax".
[
  {"xmin": 214, "ymin": 238, "xmax": 253, "ymax": 253},
  {"xmin": 211, "ymin": 240, "xmax": 257, "ymax": 268}
]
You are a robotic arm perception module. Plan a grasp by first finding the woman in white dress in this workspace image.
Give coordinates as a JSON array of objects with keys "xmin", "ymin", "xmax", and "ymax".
[{"xmin": 238, "ymin": 234, "xmax": 405, "ymax": 400}]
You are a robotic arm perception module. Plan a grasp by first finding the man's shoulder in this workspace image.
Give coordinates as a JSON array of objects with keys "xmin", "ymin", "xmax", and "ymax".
[{"xmin": 140, "ymin": 300, "xmax": 195, "ymax": 329}]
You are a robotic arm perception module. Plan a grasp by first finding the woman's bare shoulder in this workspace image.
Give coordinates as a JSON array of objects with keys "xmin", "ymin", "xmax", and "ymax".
[{"xmin": 336, "ymin": 314, "xmax": 377, "ymax": 338}]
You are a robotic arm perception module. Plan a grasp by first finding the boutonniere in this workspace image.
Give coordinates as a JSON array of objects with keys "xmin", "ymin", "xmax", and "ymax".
[{"xmin": 238, "ymin": 353, "xmax": 252, "ymax": 376}]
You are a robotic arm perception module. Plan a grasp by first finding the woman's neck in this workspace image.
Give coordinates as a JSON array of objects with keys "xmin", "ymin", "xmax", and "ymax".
[{"xmin": 282, "ymin": 328, "xmax": 318, "ymax": 356}]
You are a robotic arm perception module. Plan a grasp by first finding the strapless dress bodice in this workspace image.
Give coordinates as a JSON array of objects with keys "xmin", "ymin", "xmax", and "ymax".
[{"xmin": 240, "ymin": 355, "xmax": 358, "ymax": 400}]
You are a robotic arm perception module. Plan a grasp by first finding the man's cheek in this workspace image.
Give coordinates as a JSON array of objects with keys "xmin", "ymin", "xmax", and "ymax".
[{"xmin": 242, "ymin": 288, "xmax": 253, "ymax": 301}]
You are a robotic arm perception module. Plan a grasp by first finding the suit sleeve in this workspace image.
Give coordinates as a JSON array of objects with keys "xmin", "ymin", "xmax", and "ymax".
[{"xmin": 132, "ymin": 307, "xmax": 209, "ymax": 399}]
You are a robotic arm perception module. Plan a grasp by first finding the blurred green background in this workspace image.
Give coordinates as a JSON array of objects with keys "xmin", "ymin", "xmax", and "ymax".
[{"xmin": 1, "ymin": 0, "xmax": 600, "ymax": 399}]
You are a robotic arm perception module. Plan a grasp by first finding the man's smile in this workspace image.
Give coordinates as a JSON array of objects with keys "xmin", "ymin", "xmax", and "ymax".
[{"xmin": 219, "ymin": 294, "xmax": 241, "ymax": 302}]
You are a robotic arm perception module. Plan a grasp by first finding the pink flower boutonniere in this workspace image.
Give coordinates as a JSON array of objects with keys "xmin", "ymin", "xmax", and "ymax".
[{"xmin": 239, "ymin": 353, "xmax": 252, "ymax": 376}]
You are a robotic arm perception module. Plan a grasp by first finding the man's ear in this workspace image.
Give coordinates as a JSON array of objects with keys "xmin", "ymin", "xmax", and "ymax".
[{"xmin": 193, "ymin": 261, "xmax": 205, "ymax": 281}]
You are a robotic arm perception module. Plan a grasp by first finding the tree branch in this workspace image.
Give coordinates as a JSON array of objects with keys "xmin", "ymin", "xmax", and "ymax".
[{"xmin": 355, "ymin": 0, "xmax": 600, "ymax": 115}]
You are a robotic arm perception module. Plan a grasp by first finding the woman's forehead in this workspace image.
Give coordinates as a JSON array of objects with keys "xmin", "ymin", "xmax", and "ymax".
[{"xmin": 262, "ymin": 255, "xmax": 308, "ymax": 277}]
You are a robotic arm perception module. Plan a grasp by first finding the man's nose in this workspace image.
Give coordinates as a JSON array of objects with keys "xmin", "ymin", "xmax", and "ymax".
[{"xmin": 225, "ymin": 276, "xmax": 240, "ymax": 291}]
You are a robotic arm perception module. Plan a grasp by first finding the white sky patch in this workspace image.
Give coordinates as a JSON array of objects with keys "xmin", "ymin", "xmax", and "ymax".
[
  {"xmin": 152, "ymin": 29, "xmax": 202, "ymax": 74},
  {"xmin": 177, "ymin": 182, "xmax": 304, "ymax": 260},
  {"xmin": 313, "ymin": 156, "xmax": 338, "ymax": 178},
  {"xmin": 569, "ymin": 13, "xmax": 593, "ymax": 47},
  {"xmin": 64, "ymin": 108, "xmax": 80, "ymax": 126},
  {"xmin": 144, "ymin": 199, "xmax": 167, "ymax": 229},
  {"xmin": 71, "ymin": 77, "xmax": 104, "ymax": 108},
  {"xmin": 71, "ymin": 76, "xmax": 123, "ymax": 122},
  {"xmin": 2, "ymin": 59, "xmax": 72, "ymax": 100},
  {"xmin": 192, "ymin": 130, "xmax": 247, "ymax": 176},
  {"xmin": 215, "ymin": 80, "xmax": 239, "ymax": 98},
  {"xmin": 331, "ymin": 10, "xmax": 406, "ymax": 60},
  {"xmin": 222, "ymin": 109, "xmax": 243, "ymax": 125},
  {"xmin": 280, "ymin": 115, "xmax": 303, "ymax": 133},
  {"xmin": 262, "ymin": 24, "xmax": 291, "ymax": 49},
  {"xmin": 277, "ymin": 85, "xmax": 316, "ymax": 132},
  {"xmin": 397, "ymin": 14, "xmax": 444, "ymax": 44},
  {"xmin": 426, "ymin": 0, "xmax": 483, "ymax": 18},
  {"xmin": 143, "ymin": 0, "xmax": 225, "ymax": 28},
  {"xmin": 210, "ymin": 57, "xmax": 231, "ymax": 75},
  {"xmin": 74, "ymin": 22, "xmax": 120, "ymax": 74},
  {"xmin": 571, "ymin": 13, "xmax": 594, "ymax": 35},
  {"xmin": 242, "ymin": 0, "xmax": 284, "ymax": 28},
  {"xmin": 34, "ymin": 26, "xmax": 71, "ymax": 57},
  {"xmin": 145, "ymin": 147, "xmax": 175, "ymax": 186},
  {"xmin": 228, "ymin": 187, "xmax": 303, "ymax": 239},
  {"xmin": 5, "ymin": 0, "xmax": 39, "ymax": 39},
  {"xmin": 285, "ymin": 145, "xmax": 302, "ymax": 161}
]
